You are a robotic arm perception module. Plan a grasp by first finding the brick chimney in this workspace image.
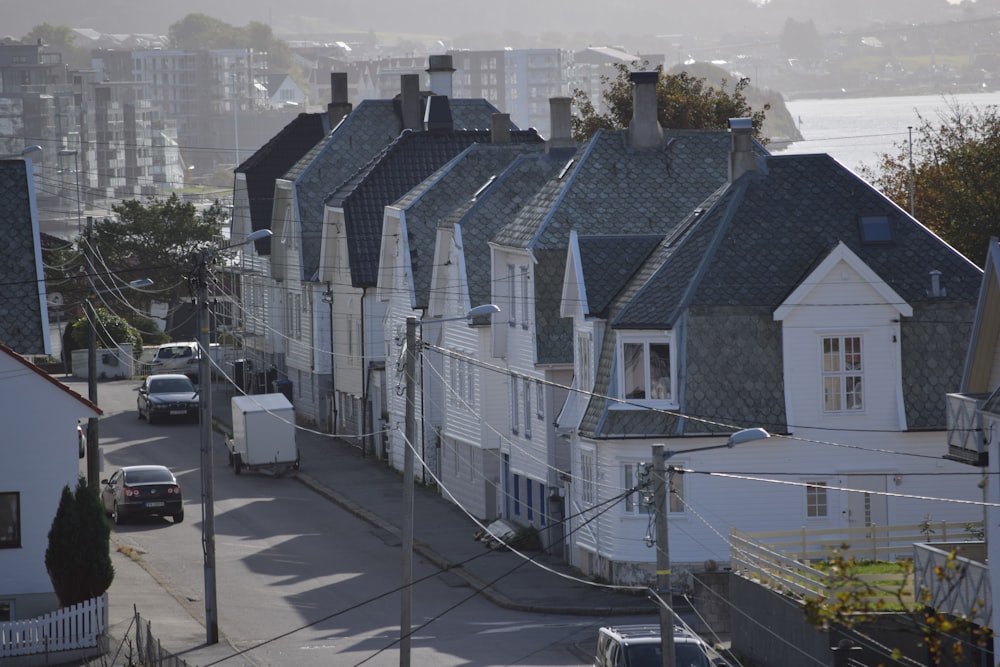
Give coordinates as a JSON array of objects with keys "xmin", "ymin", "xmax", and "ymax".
[
  {"xmin": 424, "ymin": 95, "xmax": 453, "ymax": 131},
  {"xmin": 729, "ymin": 117, "xmax": 756, "ymax": 182},
  {"xmin": 491, "ymin": 113, "xmax": 511, "ymax": 144},
  {"xmin": 401, "ymin": 74, "xmax": 422, "ymax": 130},
  {"xmin": 628, "ymin": 71, "xmax": 662, "ymax": 149},
  {"xmin": 327, "ymin": 72, "xmax": 352, "ymax": 126},
  {"xmin": 427, "ymin": 54, "xmax": 455, "ymax": 98},
  {"xmin": 547, "ymin": 97, "xmax": 575, "ymax": 152}
]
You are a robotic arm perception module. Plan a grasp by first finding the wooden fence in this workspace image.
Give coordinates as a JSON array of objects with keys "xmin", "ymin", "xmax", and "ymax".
[
  {"xmin": 731, "ymin": 522, "xmax": 982, "ymax": 608},
  {"xmin": 0, "ymin": 593, "xmax": 107, "ymax": 658}
]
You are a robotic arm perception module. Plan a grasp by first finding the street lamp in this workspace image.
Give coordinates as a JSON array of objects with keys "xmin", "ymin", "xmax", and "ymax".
[
  {"xmin": 81, "ymin": 275, "xmax": 154, "ymax": 487},
  {"xmin": 652, "ymin": 427, "xmax": 771, "ymax": 667},
  {"xmin": 58, "ymin": 149, "xmax": 82, "ymax": 234},
  {"xmin": 401, "ymin": 303, "xmax": 500, "ymax": 667},
  {"xmin": 190, "ymin": 228, "xmax": 272, "ymax": 645},
  {"xmin": 0, "ymin": 145, "xmax": 42, "ymax": 159}
]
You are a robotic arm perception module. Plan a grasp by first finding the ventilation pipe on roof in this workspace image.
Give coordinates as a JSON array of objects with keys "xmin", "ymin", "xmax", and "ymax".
[
  {"xmin": 729, "ymin": 117, "xmax": 756, "ymax": 182},
  {"xmin": 547, "ymin": 97, "xmax": 575, "ymax": 152},
  {"xmin": 327, "ymin": 72, "xmax": 352, "ymax": 126},
  {"xmin": 401, "ymin": 73, "xmax": 422, "ymax": 130},
  {"xmin": 928, "ymin": 269, "xmax": 947, "ymax": 298},
  {"xmin": 628, "ymin": 71, "xmax": 663, "ymax": 149},
  {"xmin": 427, "ymin": 54, "xmax": 455, "ymax": 98},
  {"xmin": 491, "ymin": 113, "xmax": 511, "ymax": 144}
]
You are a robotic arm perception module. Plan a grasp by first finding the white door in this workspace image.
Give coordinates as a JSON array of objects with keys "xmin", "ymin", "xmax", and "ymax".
[{"xmin": 846, "ymin": 474, "xmax": 888, "ymax": 529}]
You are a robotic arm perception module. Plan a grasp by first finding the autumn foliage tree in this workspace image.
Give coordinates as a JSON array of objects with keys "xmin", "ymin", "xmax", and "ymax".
[
  {"xmin": 862, "ymin": 101, "xmax": 1000, "ymax": 266},
  {"xmin": 571, "ymin": 62, "xmax": 768, "ymax": 143}
]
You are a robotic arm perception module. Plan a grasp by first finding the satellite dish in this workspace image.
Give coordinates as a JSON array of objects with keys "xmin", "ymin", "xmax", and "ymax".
[{"xmin": 48, "ymin": 292, "xmax": 64, "ymax": 306}]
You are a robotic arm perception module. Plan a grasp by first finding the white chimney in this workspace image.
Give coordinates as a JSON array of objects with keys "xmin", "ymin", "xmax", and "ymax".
[
  {"xmin": 427, "ymin": 54, "xmax": 455, "ymax": 98},
  {"xmin": 628, "ymin": 71, "xmax": 662, "ymax": 149},
  {"xmin": 729, "ymin": 117, "xmax": 756, "ymax": 182}
]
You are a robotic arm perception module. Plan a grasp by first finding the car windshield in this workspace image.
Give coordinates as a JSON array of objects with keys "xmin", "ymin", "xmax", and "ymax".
[
  {"xmin": 626, "ymin": 643, "xmax": 709, "ymax": 667},
  {"xmin": 157, "ymin": 346, "xmax": 194, "ymax": 359},
  {"xmin": 124, "ymin": 468, "xmax": 175, "ymax": 484},
  {"xmin": 150, "ymin": 378, "xmax": 194, "ymax": 393}
]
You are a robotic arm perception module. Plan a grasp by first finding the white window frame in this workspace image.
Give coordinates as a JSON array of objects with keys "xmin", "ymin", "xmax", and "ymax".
[
  {"xmin": 580, "ymin": 450, "xmax": 595, "ymax": 505},
  {"xmin": 520, "ymin": 265, "xmax": 530, "ymax": 329},
  {"xmin": 577, "ymin": 331, "xmax": 592, "ymax": 394},
  {"xmin": 507, "ymin": 263, "xmax": 516, "ymax": 327},
  {"xmin": 535, "ymin": 379, "xmax": 544, "ymax": 420},
  {"xmin": 523, "ymin": 379, "xmax": 532, "ymax": 439},
  {"xmin": 821, "ymin": 334, "xmax": 864, "ymax": 412},
  {"xmin": 615, "ymin": 332, "xmax": 676, "ymax": 408},
  {"xmin": 806, "ymin": 480, "xmax": 829, "ymax": 519},
  {"xmin": 511, "ymin": 375, "xmax": 520, "ymax": 435}
]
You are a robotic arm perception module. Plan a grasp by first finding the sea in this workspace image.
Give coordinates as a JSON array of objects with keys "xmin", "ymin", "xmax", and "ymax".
[{"xmin": 774, "ymin": 90, "xmax": 1000, "ymax": 173}]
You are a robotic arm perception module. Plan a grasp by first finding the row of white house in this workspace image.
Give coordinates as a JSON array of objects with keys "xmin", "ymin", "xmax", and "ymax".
[{"xmin": 227, "ymin": 56, "xmax": 987, "ymax": 587}]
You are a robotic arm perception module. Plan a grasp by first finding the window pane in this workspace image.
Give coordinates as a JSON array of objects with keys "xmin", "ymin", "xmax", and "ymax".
[
  {"xmin": 823, "ymin": 337, "xmax": 840, "ymax": 372},
  {"xmin": 624, "ymin": 464, "xmax": 635, "ymax": 512},
  {"xmin": 807, "ymin": 482, "xmax": 827, "ymax": 517},
  {"xmin": 624, "ymin": 342, "xmax": 646, "ymax": 399},
  {"xmin": 824, "ymin": 376, "xmax": 842, "ymax": 411},
  {"xmin": 844, "ymin": 336, "xmax": 862, "ymax": 371},
  {"xmin": 649, "ymin": 343, "xmax": 671, "ymax": 400},
  {"xmin": 0, "ymin": 492, "xmax": 21, "ymax": 548},
  {"xmin": 846, "ymin": 376, "xmax": 863, "ymax": 410}
]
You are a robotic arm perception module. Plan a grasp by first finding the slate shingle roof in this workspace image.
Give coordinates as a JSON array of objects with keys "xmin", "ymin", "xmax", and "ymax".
[
  {"xmin": 1, "ymin": 160, "xmax": 47, "ymax": 354},
  {"xmin": 326, "ymin": 128, "xmax": 543, "ymax": 289},
  {"xmin": 579, "ymin": 152, "xmax": 982, "ymax": 438},
  {"xmin": 285, "ymin": 98, "xmax": 509, "ymax": 282},
  {"xmin": 394, "ymin": 143, "xmax": 547, "ymax": 310},
  {"xmin": 577, "ymin": 234, "xmax": 662, "ymax": 317},
  {"xmin": 235, "ymin": 112, "xmax": 329, "ymax": 255},
  {"xmin": 491, "ymin": 127, "xmax": 742, "ymax": 365}
]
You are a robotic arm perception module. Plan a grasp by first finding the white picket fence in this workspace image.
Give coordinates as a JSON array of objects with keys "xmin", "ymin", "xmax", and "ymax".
[{"xmin": 0, "ymin": 593, "xmax": 107, "ymax": 658}]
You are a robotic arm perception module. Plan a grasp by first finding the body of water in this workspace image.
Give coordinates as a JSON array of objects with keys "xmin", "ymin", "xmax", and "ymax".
[{"xmin": 775, "ymin": 90, "xmax": 1000, "ymax": 172}]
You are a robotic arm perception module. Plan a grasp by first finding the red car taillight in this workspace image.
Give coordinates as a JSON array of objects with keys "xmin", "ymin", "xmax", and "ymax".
[
  {"xmin": 123, "ymin": 486, "xmax": 139, "ymax": 497},
  {"xmin": 167, "ymin": 485, "xmax": 180, "ymax": 495}
]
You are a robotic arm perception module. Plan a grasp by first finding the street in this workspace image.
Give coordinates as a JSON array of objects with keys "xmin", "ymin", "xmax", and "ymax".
[{"xmin": 83, "ymin": 378, "xmax": 624, "ymax": 666}]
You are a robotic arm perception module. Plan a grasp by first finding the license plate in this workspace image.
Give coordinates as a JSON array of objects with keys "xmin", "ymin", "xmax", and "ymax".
[
  {"xmin": 145, "ymin": 501, "xmax": 165, "ymax": 508},
  {"xmin": 170, "ymin": 410, "xmax": 186, "ymax": 415}
]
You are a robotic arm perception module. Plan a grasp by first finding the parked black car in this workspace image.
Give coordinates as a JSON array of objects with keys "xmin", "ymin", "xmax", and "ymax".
[{"xmin": 101, "ymin": 465, "xmax": 184, "ymax": 525}]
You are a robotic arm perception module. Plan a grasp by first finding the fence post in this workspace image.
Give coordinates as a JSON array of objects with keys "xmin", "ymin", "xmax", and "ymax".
[
  {"xmin": 801, "ymin": 526, "xmax": 807, "ymax": 560},
  {"xmin": 831, "ymin": 637, "xmax": 861, "ymax": 667}
]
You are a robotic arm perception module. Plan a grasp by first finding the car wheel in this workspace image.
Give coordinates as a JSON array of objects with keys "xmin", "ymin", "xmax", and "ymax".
[
  {"xmin": 113, "ymin": 502, "xmax": 124, "ymax": 526},
  {"xmin": 173, "ymin": 510, "xmax": 184, "ymax": 523}
]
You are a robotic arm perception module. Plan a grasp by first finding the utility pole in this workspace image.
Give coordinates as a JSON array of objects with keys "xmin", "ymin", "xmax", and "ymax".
[
  {"xmin": 653, "ymin": 444, "xmax": 675, "ymax": 667},
  {"xmin": 195, "ymin": 250, "xmax": 219, "ymax": 644},
  {"xmin": 85, "ymin": 216, "xmax": 100, "ymax": 487},
  {"xmin": 401, "ymin": 316, "xmax": 416, "ymax": 667}
]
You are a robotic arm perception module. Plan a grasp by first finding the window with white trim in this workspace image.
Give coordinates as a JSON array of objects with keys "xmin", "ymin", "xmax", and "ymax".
[
  {"xmin": 822, "ymin": 335, "xmax": 863, "ymax": 412},
  {"xmin": 806, "ymin": 481, "xmax": 829, "ymax": 518},
  {"xmin": 520, "ymin": 266, "xmax": 530, "ymax": 329},
  {"xmin": 580, "ymin": 451, "xmax": 595, "ymax": 505},
  {"xmin": 618, "ymin": 334, "xmax": 674, "ymax": 404},
  {"xmin": 507, "ymin": 264, "xmax": 516, "ymax": 327},
  {"xmin": 535, "ymin": 379, "xmax": 544, "ymax": 419},
  {"xmin": 467, "ymin": 358, "xmax": 475, "ymax": 407},
  {"xmin": 523, "ymin": 379, "xmax": 532, "ymax": 439},
  {"xmin": 511, "ymin": 375, "xmax": 519, "ymax": 434},
  {"xmin": 577, "ymin": 332, "xmax": 592, "ymax": 393}
]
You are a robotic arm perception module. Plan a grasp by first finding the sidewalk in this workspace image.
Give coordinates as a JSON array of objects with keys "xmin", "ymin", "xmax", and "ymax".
[{"xmin": 101, "ymin": 386, "xmax": 657, "ymax": 666}]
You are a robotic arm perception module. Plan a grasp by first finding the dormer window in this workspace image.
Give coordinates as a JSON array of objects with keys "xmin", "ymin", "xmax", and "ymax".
[{"xmin": 616, "ymin": 333, "xmax": 675, "ymax": 407}]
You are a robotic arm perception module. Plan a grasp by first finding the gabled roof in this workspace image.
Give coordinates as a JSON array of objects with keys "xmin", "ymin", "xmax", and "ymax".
[
  {"xmin": 0, "ymin": 343, "xmax": 101, "ymax": 416},
  {"xmin": 1, "ymin": 159, "xmax": 48, "ymax": 354},
  {"xmin": 491, "ymin": 127, "xmax": 740, "ymax": 364},
  {"xmin": 235, "ymin": 112, "xmax": 329, "ymax": 255},
  {"xmin": 580, "ymin": 152, "xmax": 982, "ymax": 438},
  {"xmin": 960, "ymin": 238, "xmax": 1000, "ymax": 394},
  {"xmin": 393, "ymin": 142, "xmax": 547, "ymax": 311},
  {"xmin": 327, "ymin": 127, "xmax": 543, "ymax": 288},
  {"xmin": 576, "ymin": 234, "xmax": 662, "ymax": 317},
  {"xmin": 283, "ymin": 97, "xmax": 508, "ymax": 282}
]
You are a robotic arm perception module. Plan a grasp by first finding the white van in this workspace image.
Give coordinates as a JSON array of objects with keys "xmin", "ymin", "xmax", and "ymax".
[{"xmin": 594, "ymin": 624, "xmax": 723, "ymax": 667}]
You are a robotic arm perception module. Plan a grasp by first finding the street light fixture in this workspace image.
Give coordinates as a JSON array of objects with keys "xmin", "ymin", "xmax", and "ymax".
[
  {"xmin": 401, "ymin": 303, "xmax": 500, "ymax": 667},
  {"xmin": 190, "ymin": 227, "xmax": 272, "ymax": 645},
  {"xmin": 58, "ymin": 149, "xmax": 82, "ymax": 234},
  {"xmin": 0, "ymin": 145, "xmax": 42, "ymax": 159},
  {"xmin": 81, "ymin": 275, "xmax": 154, "ymax": 487},
  {"xmin": 652, "ymin": 427, "xmax": 771, "ymax": 667}
]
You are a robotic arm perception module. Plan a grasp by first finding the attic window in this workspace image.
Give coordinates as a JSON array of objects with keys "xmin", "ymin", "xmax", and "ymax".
[{"xmin": 859, "ymin": 216, "xmax": 892, "ymax": 244}]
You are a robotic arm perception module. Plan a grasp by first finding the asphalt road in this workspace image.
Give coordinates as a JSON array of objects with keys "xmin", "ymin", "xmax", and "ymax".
[{"xmin": 86, "ymin": 378, "xmax": 621, "ymax": 666}]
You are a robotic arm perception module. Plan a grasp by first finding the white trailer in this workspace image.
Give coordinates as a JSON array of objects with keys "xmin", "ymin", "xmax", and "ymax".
[{"xmin": 226, "ymin": 393, "xmax": 299, "ymax": 476}]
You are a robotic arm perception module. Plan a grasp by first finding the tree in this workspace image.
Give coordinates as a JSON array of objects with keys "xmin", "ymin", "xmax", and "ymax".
[
  {"xmin": 862, "ymin": 101, "xmax": 1000, "ymax": 266},
  {"xmin": 45, "ymin": 478, "xmax": 114, "ymax": 607},
  {"xmin": 571, "ymin": 62, "xmax": 768, "ymax": 143},
  {"xmin": 68, "ymin": 306, "xmax": 143, "ymax": 352},
  {"xmin": 91, "ymin": 194, "xmax": 227, "ymax": 317},
  {"xmin": 21, "ymin": 23, "xmax": 90, "ymax": 69}
]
